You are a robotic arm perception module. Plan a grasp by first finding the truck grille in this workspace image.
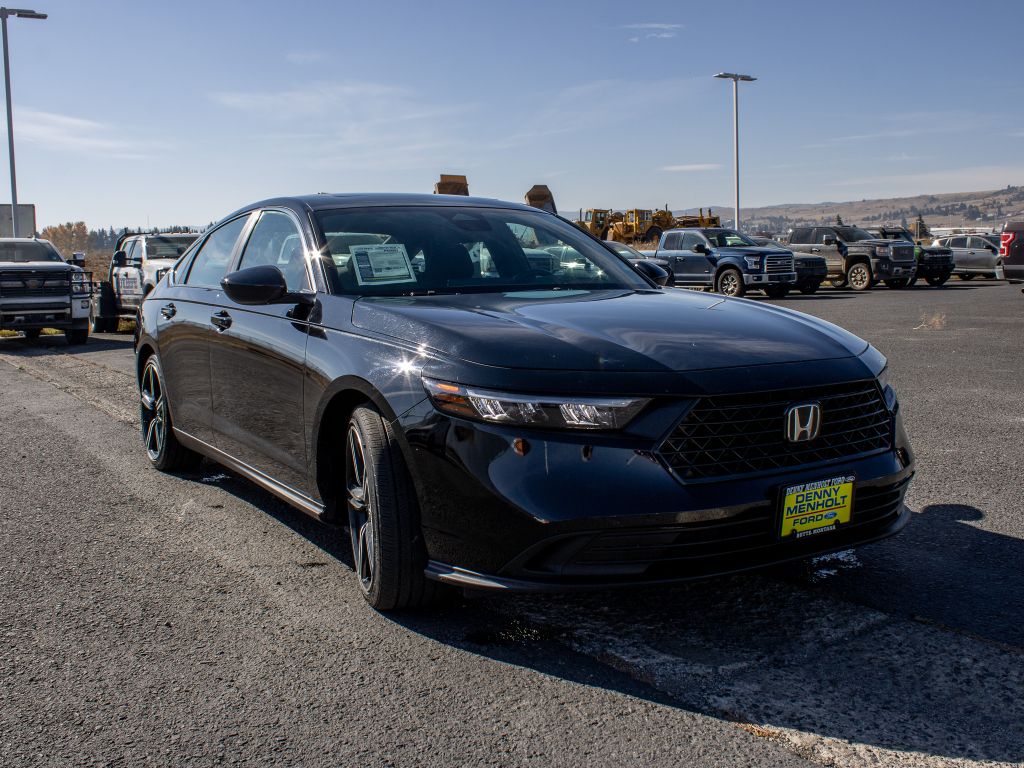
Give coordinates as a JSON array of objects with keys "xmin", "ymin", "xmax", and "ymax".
[
  {"xmin": 658, "ymin": 380, "xmax": 892, "ymax": 481},
  {"xmin": 0, "ymin": 270, "xmax": 70, "ymax": 298},
  {"xmin": 765, "ymin": 254, "xmax": 794, "ymax": 272},
  {"xmin": 890, "ymin": 244, "xmax": 915, "ymax": 262}
]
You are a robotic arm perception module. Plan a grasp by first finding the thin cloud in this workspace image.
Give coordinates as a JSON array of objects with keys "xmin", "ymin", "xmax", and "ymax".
[
  {"xmin": 646, "ymin": 32, "xmax": 677, "ymax": 38},
  {"xmin": 14, "ymin": 107, "xmax": 167, "ymax": 159},
  {"xmin": 661, "ymin": 163, "xmax": 722, "ymax": 172},
  {"xmin": 620, "ymin": 23, "xmax": 683, "ymax": 30}
]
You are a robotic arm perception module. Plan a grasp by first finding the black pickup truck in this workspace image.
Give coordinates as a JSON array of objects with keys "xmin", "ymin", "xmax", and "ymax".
[
  {"xmin": 785, "ymin": 225, "xmax": 917, "ymax": 291},
  {"xmin": 865, "ymin": 226, "xmax": 954, "ymax": 287}
]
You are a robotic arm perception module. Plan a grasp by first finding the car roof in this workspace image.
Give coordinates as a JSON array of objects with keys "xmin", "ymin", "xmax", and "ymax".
[
  {"xmin": 225, "ymin": 193, "xmax": 539, "ymax": 220},
  {"xmin": 0, "ymin": 237, "xmax": 51, "ymax": 244}
]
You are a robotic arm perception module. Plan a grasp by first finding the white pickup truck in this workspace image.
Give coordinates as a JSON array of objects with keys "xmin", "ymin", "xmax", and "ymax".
[
  {"xmin": 92, "ymin": 231, "xmax": 198, "ymax": 332},
  {"xmin": 0, "ymin": 238, "xmax": 92, "ymax": 344}
]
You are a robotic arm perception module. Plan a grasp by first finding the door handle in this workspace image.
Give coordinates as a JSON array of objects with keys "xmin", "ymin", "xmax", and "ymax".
[
  {"xmin": 210, "ymin": 310, "xmax": 232, "ymax": 331},
  {"xmin": 160, "ymin": 303, "xmax": 176, "ymax": 319},
  {"xmin": 967, "ymin": 251, "xmax": 975, "ymax": 255},
  {"xmin": 810, "ymin": 247, "xmax": 821, "ymax": 253}
]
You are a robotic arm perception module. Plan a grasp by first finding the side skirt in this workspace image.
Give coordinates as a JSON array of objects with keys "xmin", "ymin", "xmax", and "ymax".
[{"xmin": 174, "ymin": 428, "xmax": 327, "ymax": 521}]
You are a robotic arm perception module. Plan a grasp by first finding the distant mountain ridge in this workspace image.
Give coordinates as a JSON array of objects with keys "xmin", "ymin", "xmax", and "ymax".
[{"xmin": 672, "ymin": 185, "xmax": 1024, "ymax": 232}]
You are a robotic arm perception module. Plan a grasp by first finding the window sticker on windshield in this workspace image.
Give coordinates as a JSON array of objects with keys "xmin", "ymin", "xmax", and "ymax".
[{"xmin": 350, "ymin": 244, "xmax": 417, "ymax": 286}]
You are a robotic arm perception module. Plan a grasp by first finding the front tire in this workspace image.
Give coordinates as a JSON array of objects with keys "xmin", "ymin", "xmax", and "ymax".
[
  {"xmin": 925, "ymin": 273, "xmax": 950, "ymax": 287},
  {"xmin": 715, "ymin": 267, "xmax": 746, "ymax": 297},
  {"xmin": 847, "ymin": 262, "xmax": 873, "ymax": 291},
  {"xmin": 22, "ymin": 328, "xmax": 42, "ymax": 340},
  {"xmin": 829, "ymin": 276, "xmax": 848, "ymax": 289},
  {"xmin": 764, "ymin": 285, "xmax": 790, "ymax": 299},
  {"xmin": 139, "ymin": 355, "xmax": 202, "ymax": 472},
  {"xmin": 959, "ymin": 273, "xmax": 975, "ymax": 281},
  {"xmin": 64, "ymin": 327, "xmax": 89, "ymax": 345},
  {"xmin": 346, "ymin": 404, "xmax": 435, "ymax": 611},
  {"xmin": 884, "ymin": 278, "xmax": 910, "ymax": 289},
  {"xmin": 798, "ymin": 281, "xmax": 821, "ymax": 295}
]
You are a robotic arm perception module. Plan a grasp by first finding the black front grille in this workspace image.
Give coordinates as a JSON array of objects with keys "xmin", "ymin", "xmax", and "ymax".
[
  {"xmin": 890, "ymin": 244, "xmax": 915, "ymax": 262},
  {"xmin": 765, "ymin": 254, "xmax": 794, "ymax": 272},
  {"xmin": 659, "ymin": 380, "xmax": 891, "ymax": 481},
  {"xmin": 549, "ymin": 477, "xmax": 910, "ymax": 578},
  {"xmin": 0, "ymin": 270, "xmax": 70, "ymax": 297}
]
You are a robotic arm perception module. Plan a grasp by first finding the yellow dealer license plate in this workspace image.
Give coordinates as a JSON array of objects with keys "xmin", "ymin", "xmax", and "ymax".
[{"xmin": 779, "ymin": 475, "xmax": 854, "ymax": 539}]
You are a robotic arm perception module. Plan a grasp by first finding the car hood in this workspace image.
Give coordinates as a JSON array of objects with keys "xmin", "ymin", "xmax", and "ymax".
[
  {"xmin": 351, "ymin": 289, "xmax": 868, "ymax": 372},
  {"xmin": 0, "ymin": 261, "xmax": 76, "ymax": 272}
]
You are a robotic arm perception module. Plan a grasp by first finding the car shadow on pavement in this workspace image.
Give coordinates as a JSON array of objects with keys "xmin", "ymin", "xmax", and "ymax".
[
  {"xmin": 0, "ymin": 333, "xmax": 135, "ymax": 355},
  {"xmin": 193, "ymin": 468, "xmax": 1024, "ymax": 764}
]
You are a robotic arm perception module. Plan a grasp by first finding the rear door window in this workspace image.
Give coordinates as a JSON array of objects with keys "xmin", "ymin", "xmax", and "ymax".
[
  {"xmin": 185, "ymin": 216, "xmax": 251, "ymax": 288},
  {"xmin": 789, "ymin": 228, "xmax": 812, "ymax": 243},
  {"xmin": 949, "ymin": 236, "xmax": 968, "ymax": 248}
]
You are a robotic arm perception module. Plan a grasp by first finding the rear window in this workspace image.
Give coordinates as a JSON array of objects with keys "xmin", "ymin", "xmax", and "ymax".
[
  {"xmin": 145, "ymin": 235, "xmax": 198, "ymax": 259},
  {"xmin": 0, "ymin": 241, "xmax": 62, "ymax": 263}
]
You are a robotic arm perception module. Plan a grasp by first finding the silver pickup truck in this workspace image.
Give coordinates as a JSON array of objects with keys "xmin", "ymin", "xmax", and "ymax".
[
  {"xmin": 0, "ymin": 238, "xmax": 92, "ymax": 344},
  {"xmin": 92, "ymin": 231, "xmax": 198, "ymax": 332}
]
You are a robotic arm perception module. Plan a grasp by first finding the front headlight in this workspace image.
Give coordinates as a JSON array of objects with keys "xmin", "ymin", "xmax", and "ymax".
[
  {"xmin": 874, "ymin": 245, "xmax": 891, "ymax": 258},
  {"xmin": 877, "ymin": 366, "xmax": 897, "ymax": 411},
  {"xmin": 422, "ymin": 378, "xmax": 649, "ymax": 430},
  {"xmin": 743, "ymin": 256, "xmax": 762, "ymax": 270},
  {"xmin": 70, "ymin": 273, "xmax": 91, "ymax": 295}
]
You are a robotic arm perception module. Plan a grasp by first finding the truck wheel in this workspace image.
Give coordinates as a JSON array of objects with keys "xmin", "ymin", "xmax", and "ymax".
[
  {"xmin": 715, "ymin": 267, "xmax": 745, "ymax": 297},
  {"xmin": 346, "ymin": 404, "xmax": 437, "ymax": 611},
  {"xmin": 847, "ymin": 263, "xmax": 873, "ymax": 291},
  {"xmin": 829, "ymin": 277, "xmax": 848, "ymax": 289},
  {"xmin": 23, "ymin": 328, "xmax": 41, "ymax": 340},
  {"xmin": 92, "ymin": 315, "xmax": 109, "ymax": 333},
  {"xmin": 799, "ymin": 281, "xmax": 821, "ymax": 295},
  {"xmin": 764, "ymin": 285, "xmax": 790, "ymax": 299},
  {"xmin": 64, "ymin": 328, "xmax": 89, "ymax": 346},
  {"xmin": 908, "ymin": 274, "xmax": 919, "ymax": 287},
  {"xmin": 140, "ymin": 354, "xmax": 202, "ymax": 472},
  {"xmin": 925, "ymin": 274, "xmax": 950, "ymax": 287},
  {"xmin": 958, "ymin": 273, "xmax": 975, "ymax": 280},
  {"xmin": 646, "ymin": 227, "xmax": 662, "ymax": 245},
  {"xmin": 884, "ymin": 278, "xmax": 909, "ymax": 289}
]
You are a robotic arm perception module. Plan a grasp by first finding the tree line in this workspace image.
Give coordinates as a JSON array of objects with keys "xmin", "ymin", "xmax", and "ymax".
[{"xmin": 38, "ymin": 221, "xmax": 207, "ymax": 275}]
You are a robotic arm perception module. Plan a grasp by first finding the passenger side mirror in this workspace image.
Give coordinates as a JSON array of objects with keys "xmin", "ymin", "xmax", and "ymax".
[
  {"xmin": 692, "ymin": 242, "xmax": 709, "ymax": 254},
  {"xmin": 112, "ymin": 250, "xmax": 127, "ymax": 267},
  {"xmin": 823, "ymin": 235, "xmax": 837, "ymax": 246},
  {"xmin": 633, "ymin": 259, "xmax": 669, "ymax": 286},
  {"xmin": 222, "ymin": 265, "xmax": 289, "ymax": 305}
]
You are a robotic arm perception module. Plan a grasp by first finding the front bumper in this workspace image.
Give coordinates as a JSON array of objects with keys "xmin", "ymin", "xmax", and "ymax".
[
  {"xmin": 873, "ymin": 260, "xmax": 917, "ymax": 280},
  {"xmin": 0, "ymin": 297, "xmax": 90, "ymax": 329},
  {"xmin": 744, "ymin": 271, "xmax": 797, "ymax": 286},
  {"xmin": 401, "ymin": 393, "xmax": 914, "ymax": 591},
  {"xmin": 916, "ymin": 257, "xmax": 954, "ymax": 278}
]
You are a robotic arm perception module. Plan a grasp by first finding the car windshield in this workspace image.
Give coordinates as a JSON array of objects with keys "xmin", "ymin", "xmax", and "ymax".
[
  {"xmin": 0, "ymin": 241, "xmax": 62, "ymax": 263},
  {"xmin": 835, "ymin": 227, "xmax": 875, "ymax": 242},
  {"xmin": 315, "ymin": 206, "xmax": 651, "ymax": 295},
  {"xmin": 146, "ymin": 235, "xmax": 198, "ymax": 259},
  {"xmin": 702, "ymin": 229, "xmax": 757, "ymax": 247}
]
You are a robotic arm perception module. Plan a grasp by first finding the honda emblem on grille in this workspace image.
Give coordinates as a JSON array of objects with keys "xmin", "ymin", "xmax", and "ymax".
[{"xmin": 784, "ymin": 402, "xmax": 821, "ymax": 442}]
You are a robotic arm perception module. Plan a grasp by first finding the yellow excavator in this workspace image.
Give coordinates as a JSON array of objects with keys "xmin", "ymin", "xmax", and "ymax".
[{"xmin": 575, "ymin": 209, "xmax": 612, "ymax": 239}]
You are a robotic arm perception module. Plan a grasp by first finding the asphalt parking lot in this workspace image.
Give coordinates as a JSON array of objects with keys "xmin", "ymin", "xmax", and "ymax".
[{"xmin": 1, "ymin": 280, "xmax": 1021, "ymax": 768}]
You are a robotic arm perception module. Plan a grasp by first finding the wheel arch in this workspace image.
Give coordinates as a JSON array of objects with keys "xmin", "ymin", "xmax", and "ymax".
[
  {"xmin": 311, "ymin": 376, "xmax": 404, "ymax": 522},
  {"xmin": 136, "ymin": 342, "xmax": 156, "ymax": 385}
]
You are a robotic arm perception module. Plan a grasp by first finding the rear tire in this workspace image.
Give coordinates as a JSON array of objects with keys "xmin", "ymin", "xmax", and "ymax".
[
  {"xmin": 22, "ymin": 328, "xmax": 41, "ymax": 340},
  {"xmin": 764, "ymin": 285, "xmax": 790, "ymax": 299},
  {"xmin": 958, "ymin": 273, "xmax": 975, "ymax": 280},
  {"xmin": 884, "ymin": 278, "xmax": 910, "ymax": 289},
  {"xmin": 847, "ymin": 262, "xmax": 873, "ymax": 291},
  {"xmin": 346, "ymin": 404, "xmax": 436, "ymax": 611},
  {"xmin": 829, "ymin": 276, "xmax": 848, "ymax": 289},
  {"xmin": 925, "ymin": 274, "xmax": 950, "ymax": 287},
  {"xmin": 139, "ymin": 354, "xmax": 202, "ymax": 472},
  {"xmin": 715, "ymin": 267, "xmax": 746, "ymax": 297}
]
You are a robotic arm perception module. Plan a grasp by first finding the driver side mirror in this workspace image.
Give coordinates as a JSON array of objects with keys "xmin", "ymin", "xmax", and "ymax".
[
  {"xmin": 112, "ymin": 250, "xmax": 127, "ymax": 267},
  {"xmin": 221, "ymin": 265, "xmax": 289, "ymax": 305},
  {"xmin": 692, "ymin": 242, "xmax": 709, "ymax": 254},
  {"xmin": 823, "ymin": 235, "xmax": 837, "ymax": 246},
  {"xmin": 633, "ymin": 259, "xmax": 669, "ymax": 286}
]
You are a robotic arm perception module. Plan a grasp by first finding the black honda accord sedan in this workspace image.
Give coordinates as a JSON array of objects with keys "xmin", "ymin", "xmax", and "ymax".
[{"xmin": 136, "ymin": 193, "xmax": 914, "ymax": 610}]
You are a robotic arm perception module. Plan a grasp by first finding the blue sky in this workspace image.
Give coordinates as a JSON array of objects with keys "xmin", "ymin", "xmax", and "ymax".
[{"xmin": 7, "ymin": 0, "xmax": 1024, "ymax": 228}]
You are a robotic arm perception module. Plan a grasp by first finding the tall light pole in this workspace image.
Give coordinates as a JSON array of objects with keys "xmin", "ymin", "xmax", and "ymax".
[
  {"xmin": 714, "ymin": 72, "xmax": 755, "ymax": 232},
  {"xmin": 1, "ymin": 7, "xmax": 46, "ymax": 237}
]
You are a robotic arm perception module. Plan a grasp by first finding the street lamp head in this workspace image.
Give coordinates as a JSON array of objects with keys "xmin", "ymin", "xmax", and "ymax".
[
  {"xmin": 714, "ymin": 72, "xmax": 756, "ymax": 82},
  {"xmin": 0, "ymin": 8, "xmax": 48, "ymax": 20}
]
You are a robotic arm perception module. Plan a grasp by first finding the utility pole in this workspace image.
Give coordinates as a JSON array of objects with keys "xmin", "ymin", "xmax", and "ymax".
[{"xmin": 714, "ymin": 72, "xmax": 756, "ymax": 232}]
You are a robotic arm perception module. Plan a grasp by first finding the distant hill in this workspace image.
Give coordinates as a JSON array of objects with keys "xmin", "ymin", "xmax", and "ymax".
[{"xmin": 673, "ymin": 185, "xmax": 1024, "ymax": 234}]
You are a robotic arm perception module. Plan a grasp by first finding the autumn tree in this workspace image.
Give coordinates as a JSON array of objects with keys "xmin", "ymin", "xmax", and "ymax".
[{"xmin": 40, "ymin": 221, "xmax": 89, "ymax": 256}]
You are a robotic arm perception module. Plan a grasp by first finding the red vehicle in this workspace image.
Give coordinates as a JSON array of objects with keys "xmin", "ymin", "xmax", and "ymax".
[{"xmin": 1000, "ymin": 221, "xmax": 1024, "ymax": 283}]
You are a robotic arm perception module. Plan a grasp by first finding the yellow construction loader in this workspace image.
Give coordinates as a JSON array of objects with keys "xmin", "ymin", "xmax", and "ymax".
[{"xmin": 574, "ymin": 209, "xmax": 613, "ymax": 239}]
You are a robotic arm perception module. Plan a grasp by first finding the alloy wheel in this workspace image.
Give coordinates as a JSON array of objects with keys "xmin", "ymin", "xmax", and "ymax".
[
  {"xmin": 849, "ymin": 265, "xmax": 871, "ymax": 290},
  {"xmin": 346, "ymin": 426, "xmax": 375, "ymax": 593},
  {"xmin": 140, "ymin": 360, "xmax": 167, "ymax": 461},
  {"xmin": 719, "ymin": 271, "xmax": 740, "ymax": 296}
]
